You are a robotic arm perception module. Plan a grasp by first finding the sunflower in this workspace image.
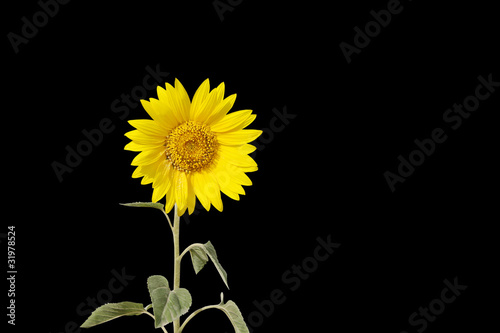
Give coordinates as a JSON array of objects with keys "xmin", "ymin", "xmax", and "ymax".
[{"xmin": 124, "ymin": 79, "xmax": 262, "ymax": 216}]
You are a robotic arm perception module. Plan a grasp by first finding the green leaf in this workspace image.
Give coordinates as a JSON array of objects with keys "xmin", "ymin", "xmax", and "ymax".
[
  {"xmin": 214, "ymin": 294, "xmax": 249, "ymax": 333},
  {"xmin": 189, "ymin": 245, "xmax": 209, "ymax": 274},
  {"xmin": 120, "ymin": 202, "xmax": 164, "ymax": 211},
  {"xmin": 80, "ymin": 302, "xmax": 146, "ymax": 328},
  {"xmin": 147, "ymin": 275, "xmax": 192, "ymax": 328},
  {"xmin": 189, "ymin": 241, "xmax": 229, "ymax": 289}
]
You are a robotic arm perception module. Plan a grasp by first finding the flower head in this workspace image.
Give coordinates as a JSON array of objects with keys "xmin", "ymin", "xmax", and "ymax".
[{"xmin": 125, "ymin": 79, "xmax": 262, "ymax": 215}]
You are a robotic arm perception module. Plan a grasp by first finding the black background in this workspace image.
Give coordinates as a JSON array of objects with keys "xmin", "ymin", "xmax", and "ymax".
[{"xmin": 3, "ymin": 1, "xmax": 499, "ymax": 333}]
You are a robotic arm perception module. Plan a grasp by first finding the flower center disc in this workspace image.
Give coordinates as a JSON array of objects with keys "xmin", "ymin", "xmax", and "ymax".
[{"xmin": 165, "ymin": 121, "xmax": 219, "ymax": 173}]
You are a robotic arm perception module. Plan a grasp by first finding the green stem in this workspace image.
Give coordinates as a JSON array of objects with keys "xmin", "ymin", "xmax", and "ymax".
[
  {"xmin": 178, "ymin": 305, "xmax": 219, "ymax": 333},
  {"xmin": 163, "ymin": 209, "xmax": 173, "ymax": 230},
  {"xmin": 144, "ymin": 311, "xmax": 168, "ymax": 333},
  {"xmin": 172, "ymin": 204, "xmax": 181, "ymax": 333}
]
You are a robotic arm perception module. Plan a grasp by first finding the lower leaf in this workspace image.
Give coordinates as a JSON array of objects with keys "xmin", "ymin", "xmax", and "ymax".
[
  {"xmin": 80, "ymin": 302, "xmax": 146, "ymax": 328},
  {"xmin": 120, "ymin": 202, "xmax": 165, "ymax": 211},
  {"xmin": 147, "ymin": 275, "xmax": 193, "ymax": 328},
  {"xmin": 216, "ymin": 300, "xmax": 249, "ymax": 333}
]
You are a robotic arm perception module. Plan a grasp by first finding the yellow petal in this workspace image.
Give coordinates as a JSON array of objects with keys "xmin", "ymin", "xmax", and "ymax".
[
  {"xmin": 213, "ymin": 160, "xmax": 247, "ymax": 200},
  {"xmin": 210, "ymin": 110, "xmax": 255, "ymax": 133},
  {"xmin": 186, "ymin": 175, "xmax": 196, "ymax": 215},
  {"xmin": 174, "ymin": 79, "xmax": 192, "ymax": 119},
  {"xmin": 132, "ymin": 166, "xmax": 154, "ymax": 185},
  {"xmin": 131, "ymin": 148, "xmax": 165, "ymax": 166},
  {"xmin": 238, "ymin": 143, "xmax": 257, "ymax": 155},
  {"xmin": 152, "ymin": 183, "xmax": 166, "ymax": 203},
  {"xmin": 140, "ymin": 98, "xmax": 159, "ymax": 120},
  {"xmin": 128, "ymin": 119, "xmax": 167, "ymax": 137},
  {"xmin": 203, "ymin": 171, "xmax": 223, "ymax": 212},
  {"xmin": 219, "ymin": 162, "xmax": 253, "ymax": 186},
  {"xmin": 214, "ymin": 82, "xmax": 225, "ymax": 103},
  {"xmin": 221, "ymin": 189, "xmax": 240, "ymax": 201},
  {"xmin": 217, "ymin": 176, "xmax": 245, "ymax": 199},
  {"xmin": 219, "ymin": 145, "xmax": 258, "ymax": 168},
  {"xmin": 164, "ymin": 82, "xmax": 189, "ymax": 124},
  {"xmin": 192, "ymin": 172, "xmax": 211, "ymax": 211},
  {"xmin": 164, "ymin": 186, "xmax": 175, "ymax": 214},
  {"xmin": 239, "ymin": 165, "xmax": 258, "ymax": 172},
  {"xmin": 174, "ymin": 170, "xmax": 188, "ymax": 214},
  {"xmin": 132, "ymin": 166, "xmax": 142, "ymax": 178},
  {"xmin": 191, "ymin": 80, "xmax": 223, "ymax": 123},
  {"xmin": 133, "ymin": 159, "xmax": 163, "ymax": 185},
  {"xmin": 125, "ymin": 130, "xmax": 165, "ymax": 146},
  {"xmin": 140, "ymin": 177, "xmax": 154, "ymax": 185},
  {"xmin": 153, "ymin": 160, "xmax": 173, "ymax": 194},
  {"xmin": 140, "ymin": 99, "xmax": 175, "ymax": 131},
  {"xmin": 177, "ymin": 204, "xmax": 188, "ymax": 216},
  {"xmin": 190, "ymin": 79, "xmax": 210, "ymax": 121},
  {"xmin": 149, "ymin": 94, "xmax": 178, "ymax": 129},
  {"xmin": 217, "ymin": 129, "xmax": 263, "ymax": 145},
  {"xmin": 206, "ymin": 94, "xmax": 237, "ymax": 125},
  {"xmin": 124, "ymin": 141, "xmax": 145, "ymax": 152}
]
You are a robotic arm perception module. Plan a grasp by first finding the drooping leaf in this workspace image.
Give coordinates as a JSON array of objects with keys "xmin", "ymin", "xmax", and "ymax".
[
  {"xmin": 219, "ymin": 301, "xmax": 249, "ymax": 333},
  {"xmin": 212, "ymin": 294, "xmax": 249, "ymax": 333},
  {"xmin": 189, "ymin": 245, "xmax": 209, "ymax": 274},
  {"xmin": 204, "ymin": 242, "xmax": 229, "ymax": 289},
  {"xmin": 80, "ymin": 302, "xmax": 146, "ymax": 328},
  {"xmin": 147, "ymin": 275, "xmax": 192, "ymax": 328},
  {"xmin": 120, "ymin": 202, "xmax": 164, "ymax": 211},
  {"xmin": 188, "ymin": 241, "xmax": 229, "ymax": 289}
]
